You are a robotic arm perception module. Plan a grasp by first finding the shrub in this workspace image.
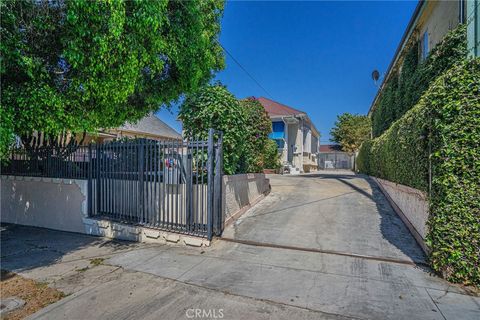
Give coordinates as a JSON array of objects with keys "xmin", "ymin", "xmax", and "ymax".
[
  {"xmin": 372, "ymin": 24, "xmax": 467, "ymax": 137},
  {"xmin": 179, "ymin": 85, "xmax": 247, "ymax": 175},
  {"xmin": 180, "ymin": 87, "xmax": 282, "ymax": 175},
  {"xmin": 238, "ymin": 98, "xmax": 272, "ymax": 173},
  {"xmin": 263, "ymin": 139, "xmax": 281, "ymax": 170},
  {"xmin": 358, "ymin": 59, "xmax": 480, "ymax": 286}
]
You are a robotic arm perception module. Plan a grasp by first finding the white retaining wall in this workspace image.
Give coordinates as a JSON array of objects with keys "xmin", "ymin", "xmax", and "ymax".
[
  {"xmin": 372, "ymin": 177, "xmax": 429, "ymax": 253},
  {"xmin": 222, "ymin": 173, "xmax": 270, "ymax": 226},
  {"xmin": 1, "ymin": 173, "xmax": 270, "ymax": 244},
  {"xmin": 0, "ymin": 176, "xmax": 88, "ymax": 233}
]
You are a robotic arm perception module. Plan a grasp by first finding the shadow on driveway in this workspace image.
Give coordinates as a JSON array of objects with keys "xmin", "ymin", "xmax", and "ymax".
[
  {"xmin": 288, "ymin": 172, "xmax": 426, "ymax": 264},
  {"xmin": 0, "ymin": 224, "xmax": 137, "ymax": 272}
]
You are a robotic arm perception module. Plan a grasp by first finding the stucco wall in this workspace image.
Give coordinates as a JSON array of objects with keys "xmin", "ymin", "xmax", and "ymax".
[
  {"xmin": 418, "ymin": 0, "xmax": 460, "ymax": 54},
  {"xmin": 373, "ymin": 177, "xmax": 429, "ymax": 253},
  {"xmin": 223, "ymin": 173, "xmax": 270, "ymax": 226},
  {"xmin": 1, "ymin": 176, "xmax": 88, "ymax": 233},
  {"xmin": 2, "ymin": 173, "xmax": 270, "ymax": 242}
]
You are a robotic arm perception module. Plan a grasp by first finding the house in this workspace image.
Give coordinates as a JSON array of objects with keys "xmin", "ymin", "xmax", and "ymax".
[
  {"xmin": 318, "ymin": 145, "xmax": 354, "ymax": 170},
  {"xmin": 368, "ymin": 0, "xmax": 466, "ymax": 116},
  {"xmin": 256, "ymin": 97, "xmax": 320, "ymax": 174},
  {"xmin": 85, "ymin": 113, "xmax": 182, "ymax": 144}
]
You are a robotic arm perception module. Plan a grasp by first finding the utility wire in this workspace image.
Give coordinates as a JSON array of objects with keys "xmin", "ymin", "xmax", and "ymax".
[
  {"xmin": 176, "ymin": 0, "xmax": 274, "ymax": 99},
  {"xmin": 218, "ymin": 42, "xmax": 274, "ymax": 100}
]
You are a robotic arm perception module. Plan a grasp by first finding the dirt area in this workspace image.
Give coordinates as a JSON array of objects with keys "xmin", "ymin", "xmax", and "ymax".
[{"xmin": 0, "ymin": 270, "xmax": 65, "ymax": 320}]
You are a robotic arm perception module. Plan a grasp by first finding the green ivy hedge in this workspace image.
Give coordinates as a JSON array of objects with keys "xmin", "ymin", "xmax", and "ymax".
[
  {"xmin": 371, "ymin": 24, "xmax": 467, "ymax": 137},
  {"xmin": 358, "ymin": 59, "xmax": 480, "ymax": 286},
  {"xmin": 357, "ymin": 102, "xmax": 429, "ymax": 191}
]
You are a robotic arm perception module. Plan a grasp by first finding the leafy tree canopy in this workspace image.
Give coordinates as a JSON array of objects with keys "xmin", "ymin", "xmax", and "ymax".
[
  {"xmin": 0, "ymin": 0, "xmax": 225, "ymax": 156},
  {"xmin": 330, "ymin": 113, "xmax": 371, "ymax": 153}
]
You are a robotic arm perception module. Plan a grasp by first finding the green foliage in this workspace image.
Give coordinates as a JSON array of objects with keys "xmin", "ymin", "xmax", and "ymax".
[
  {"xmin": 358, "ymin": 103, "xmax": 430, "ymax": 190},
  {"xmin": 0, "ymin": 0, "xmax": 224, "ymax": 157},
  {"xmin": 180, "ymin": 87, "xmax": 279, "ymax": 174},
  {"xmin": 358, "ymin": 59, "xmax": 480, "ymax": 286},
  {"xmin": 238, "ymin": 98, "xmax": 272, "ymax": 173},
  {"xmin": 330, "ymin": 113, "xmax": 371, "ymax": 154},
  {"xmin": 263, "ymin": 139, "xmax": 281, "ymax": 170},
  {"xmin": 179, "ymin": 85, "xmax": 246, "ymax": 175},
  {"xmin": 425, "ymin": 59, "xmax": 480, "ymax": 285},
  {"xmin": 372, "ymin": 24, "xmax": 468, "ymax": 137},
  {"xmin": 0, "ymin": 106, "xmax": 15, "ymax": 157}
]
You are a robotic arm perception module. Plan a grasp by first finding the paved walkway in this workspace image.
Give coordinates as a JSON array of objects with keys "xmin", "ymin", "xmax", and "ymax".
[{"xmin": 2, "ymin": 173, "xmax": 479, "ymax": 319}]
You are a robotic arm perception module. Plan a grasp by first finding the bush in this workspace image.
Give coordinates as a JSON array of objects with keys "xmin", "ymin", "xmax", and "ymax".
[
  {"xmin": 179, "ymin": 85, "xmax": 247, "ymax": 175},
  {"xmin": 358, "ymin": 59, "xmax": 480, "ymax": 286},
  {"xmin": 263, "ymin": 139, "xmax": 281, "ymax": 170},
  {"xmin": 180, "ymin": 86, "xmax": 276, "ymax": 175},
  {"xmin": 372, "ymin": 24, "xmax": 467, "ymax": 137},
  {"xmin": 238, "ymin": 98, "xmax": 272, "ymax": 173}
]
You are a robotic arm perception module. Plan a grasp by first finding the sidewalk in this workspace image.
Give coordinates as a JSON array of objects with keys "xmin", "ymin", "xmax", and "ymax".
[{"xmin": 2, "ymin": 224, "xmax": 479, "ymax": 320}]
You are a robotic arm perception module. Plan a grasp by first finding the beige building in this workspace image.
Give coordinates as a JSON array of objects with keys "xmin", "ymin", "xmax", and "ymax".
[
  {"xmin": 369, "ymin": 0, "xmax": 466, "ymax": 115},
  {"xmin": 257, "ymin": 97, "xmax": 320, "ymax": 174}
]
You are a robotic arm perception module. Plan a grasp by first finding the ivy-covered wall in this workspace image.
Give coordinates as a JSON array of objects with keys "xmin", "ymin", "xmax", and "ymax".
[
  {"xmin": 358, "ymin": 59, "xmax": 480, "ymax": 286},
  {"xmin": 371, "ymin": 24, "xmax": 468, "ymax": 137}
]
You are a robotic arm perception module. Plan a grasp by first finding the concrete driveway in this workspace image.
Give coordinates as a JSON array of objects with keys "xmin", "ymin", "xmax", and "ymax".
[
  {"xmin": 2, "ymin": 173, "xmax": 480, "ymax": 320},
  {"xmin": 223, "ymin": 171, "xmax": 425, "ymax": 263}
]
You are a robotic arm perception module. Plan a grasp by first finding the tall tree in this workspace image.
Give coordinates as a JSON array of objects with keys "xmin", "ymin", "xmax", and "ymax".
[
  {"xmin": 0, "ymin": 0, "xmax": 224, "ymax": 156},
  {"xmin": 330, "ymin": 113, "xmax": 371, "ymax": 153}
]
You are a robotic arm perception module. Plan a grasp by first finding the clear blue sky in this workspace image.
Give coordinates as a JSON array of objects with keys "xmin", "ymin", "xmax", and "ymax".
[{"xmin": 157, "ymin": 0, "xmax": 418, "ymax": 142}]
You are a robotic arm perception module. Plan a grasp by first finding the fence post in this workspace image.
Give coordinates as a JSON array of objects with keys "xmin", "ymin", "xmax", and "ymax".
[
  {"xmin": 206, "ymin": 129, "xmax": 215, "ymax": 240},
  {"xmin": 185, "ymin": 141, "xmax": 193, "ymax": 231},
  {"xmin": 213, "ymin": 132, "xmax": 223, "ymax": 235},
  {"xmin": 88, "ymin": 144, "xmax": 93, "ymax": 217},
  {"xmin": 138, "ymin": 140, "xmax": 145, "ymax": 223},
  {"xmin": 96, "ymin": 144, "xmax": 101, "ymax": 215}
]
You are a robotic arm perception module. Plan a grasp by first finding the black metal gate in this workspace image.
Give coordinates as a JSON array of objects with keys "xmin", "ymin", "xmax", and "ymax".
[{"xmin": 88, "ymin": 129, "xmax": 223, "ymax": 240}]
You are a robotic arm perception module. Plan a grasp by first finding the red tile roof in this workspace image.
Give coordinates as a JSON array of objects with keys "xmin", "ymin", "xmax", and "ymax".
[
  {"xmin": 256, "ymin": 97, "xmax": 305, "ymax": 117},
  {"xmin": 319, "ymin": 144, "xmax": 342, "ymax": 152}
]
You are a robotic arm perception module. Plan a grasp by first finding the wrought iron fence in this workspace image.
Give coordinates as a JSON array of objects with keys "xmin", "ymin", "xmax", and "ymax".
[
  {"xmin": 1, "ymin": 130, "xmax": 224, "ymax": 239},
  {"xmin": 1, "ymin": 146, "xmax": 90, "ymax": 179}
]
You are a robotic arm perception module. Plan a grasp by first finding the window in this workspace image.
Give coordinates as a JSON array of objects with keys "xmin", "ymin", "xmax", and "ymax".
[
  {"xmin": 420, "ymin": 31, "xmax": 429, "ymax": 61},
  {"xmin": 269, "ymin": 121, "xmax": 285, "ymax": 139}
]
